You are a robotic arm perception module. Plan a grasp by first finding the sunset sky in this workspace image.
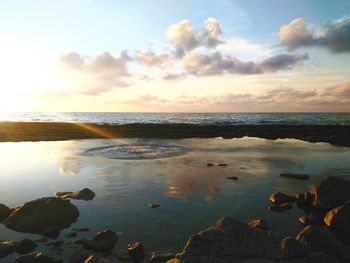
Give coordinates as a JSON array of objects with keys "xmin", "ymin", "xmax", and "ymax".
[{"xmin": 0, "ymin": 0, "xmax": 349, "ymax": 112}]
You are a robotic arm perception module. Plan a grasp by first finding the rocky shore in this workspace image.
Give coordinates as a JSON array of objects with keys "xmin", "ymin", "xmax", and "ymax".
[
  {"xmin": 1, "ymin": 122, "xmax": 350, "ymax": 147},
  {"xmin": 0, "ymin": 175, "xmax": 349, "ymax": 263}
]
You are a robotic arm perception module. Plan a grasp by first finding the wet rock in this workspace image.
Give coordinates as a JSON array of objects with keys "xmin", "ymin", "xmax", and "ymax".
[
  {"xmin": 128, "ymin": 242, "xmax": 145, "ymax": 263},
  {"xmin": 269, "ymin": 192, "xmax": 296, "ymax": 205},
  {"xmin": 207, "ymin": 163, "xmax": 227, "ymax": 167},
  {"xmin": 56, "ymin": 188, "xmax": 95, "ymax": 201},
  {"xmin": 324, "ymin": 201, "xmax": 350, "ymax": 246},
  {"xmin": 148, "ymin": 202, "xmax": 160, "ymax": 208},
  {"xmin": 226, "ymin": 176, "xmax": 238, "ymax": 180},
  {"xmin": 281, "ymin": 203, "xmax": 293, "ymax": 210},
  {"xmin": 14, "ymin": 252, "xmax": 60, "ymax": 263},
  {"xmin": 47, "ymin": 240, "xmax": 64, "ymax": 247},
  {"xmin": 68, "ymin": 248, "xmax": 92, "ymax": 263},
  {"xmin": 310, "ymin": 176, "xmax": 350, "ymax": 210},
  {"xmin": 268, "ymin": 205, "xmax": 285, "ymax": 212},
  {"xmin": 296, "ymin": 225, "xmax": 350, "ymax": 261},
  {"xmin": 176, "ymin": 216, "xmax": 285, "ymax": 262},
  {"xmin": 280, "ymin": 173, "xmax": 310, "ymax": 180},
  {"xmin": 248, "ymin": 218, "xmax": 269, "ymax": 231},
  {"xmin": 3, "ymin": 197, "xmax": 79, "ymax": 237},
  {"xmin": 66, "ymin": 232, "xmax": 78, "ymax": 238},
  {"xmin": 79, "ymin": 229, "xmax": 118, "ymax": 252},
  {"xmin": 299, "ymin": 216, "xmax": 313, "ymax": 226},
  {"xmin": 118, "ymin": 249, "xmax": 132, "ymax": 261},
  {"xmin": 16, "ymin": 239, "xmax": 37, "ymax": 254},
  {"xmin": 280, "ymin": 237, "xmax": 309, "ymax": 259},
  {"xmin": 296, "ymin": 192, "xmax": 313, "ymax": 208},
  {"xmin": 150, "ymin": 252, "xmax": 175, "ymax": 263},
  {"xmin": 0, "ymin": 203, "xmax": 12, "ymax": 221},
  {"xmin": 0, "ymin": 240, "xmax": 18, "ymax": 258},
  {"xmin": 73, "ymin": 228, "xmax": 90, "ymax": 232},
  {"xmin": 42, "ymin": 227, "xmax": 61, "ymax": 239}
]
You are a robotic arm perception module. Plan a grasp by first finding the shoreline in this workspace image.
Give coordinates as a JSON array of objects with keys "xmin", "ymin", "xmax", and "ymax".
[{"xmin": 0, "ymin": 122, "xmax": 350, "ymax": 147}]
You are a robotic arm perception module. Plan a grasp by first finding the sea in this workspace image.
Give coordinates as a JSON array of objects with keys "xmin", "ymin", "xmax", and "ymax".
[{"xmin": 1, "ymin": 112, "xmax": 350, "ymax": 125}]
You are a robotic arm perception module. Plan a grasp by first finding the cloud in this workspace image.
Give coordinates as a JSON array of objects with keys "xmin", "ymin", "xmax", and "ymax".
[
  {"xmin": 280, "ymin": 17, "xmax": 350, "ymax": 53},
  {"xmin": 134, "ymin": 51, "xmax": 171, "ymax": 68},
  {"xmin": 322, "ymin": 81, "xmax": 350, "ymax": 97},
  {"xmin": 181, "ymin": 52, "xmax": 308, "ymax": 76}
]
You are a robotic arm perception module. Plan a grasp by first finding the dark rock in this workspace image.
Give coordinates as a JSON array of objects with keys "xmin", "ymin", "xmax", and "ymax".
[
  {"xmin": 226, "ymin": 176, "xmax": 238, "ymax": 180},
  {"xmin": 281, "ymin": 203, "xmax": 293, "ymax": 210},
  {"xmin": 324, "ymin": 201, "xmax": 350, "ymax": 246},
  {"xmin": 79, "ymin": 229, "xmax": 118, "ymax": 252},
  {"xmin": 268, "ymin": 205, "xmax": 285, "ymax": 212},
  {"xmin": 3, "ymin": 197, "xmax": 79, "ymax": 237},
  {"xmin": 0, "ymin": 240, "xmax": 18, "ymax": 258},
  {"xmin": 66, "ymin": 232, "xmax": 78, "ymax": 238},
  {"xmin": 269, "ymin": 192, "xmax": 296, "ymax": 205},
  {"xmin": 248, "ymin": 218, "xmax": 269, "ymax": 230},
  {"xmin": 56, "ymin": 188, "xmax": 95, "ymax": 201},
  {"xmin": 280, "ymin": 173, "xmax": 310, "ymax": 180},
  {"xmin": 298, "ymin": 252, "xmax": 339, "ymax": 262},
  {"xmin": 47, "ymin": 240, "xmax": 64, "ymax": 247},
  {"xmin": 299, "ymin": 216, "xmax": 313, "ymax": 226},
  {"xmin": 0, "ymin": 203, "xmax": 12, "ymax": 221},
  {"xmin": 16, "ymin": 239, "xmax": 37, "ymax": 254},
  {"xmin": 128, "ymin": 242, "xmax": 145, "ymax": 263},
  {"xmin": 311, "ymin": 176, "xmax": 350, "ymax": 210},
  {"xmin": 73, "ymin": 228, "xmax": 90, "ymax": 232},
  {"xmin": 150, "ymin": 252, "xmax": 175, "ymax": 263},
  {"xmin": 68, "ymin": 249, "xmax": 92, "ymax": 263},
  {"xmin": 280, "ymin": 237, "xmax": 309, "ymax": 259},
  {"xmin": 118, "ymin": 249, "xmax": 132, "ymax": 261},
  {"xmin": 42, "ymin": 227, "xmax": 60, "ymax": 239},
  {"xmin": 296, "ymin": 225, "xmax": 350, "ymax": 261},
  {"xmin": 207, "ymin": 163, "xmax": 227, "ymax": 167},
  {"xmin": 13, "ymin": 252, "xmax": 60, "ymax": 263},
  {"xmin": 296, "ymin": 192, "xmax": 313, "ymax": 208},
  {"xmin": 148, "ymin": 202, "xmax": 160, "ymax": 208}
]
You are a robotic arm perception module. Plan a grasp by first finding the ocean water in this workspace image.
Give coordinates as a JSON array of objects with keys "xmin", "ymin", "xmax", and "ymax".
[
  {"xmin": 1, "ymin": 112, "xmax": 350, "ymax": 125},
  {"xmin": 0, "ymin": 137, "xmax": 350, "ymax": 261}
]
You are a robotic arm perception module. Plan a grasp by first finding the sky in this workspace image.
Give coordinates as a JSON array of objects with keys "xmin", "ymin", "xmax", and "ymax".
[{"xmin": 0, "ymin": 0, "xmax": 350, "ymax": 112}]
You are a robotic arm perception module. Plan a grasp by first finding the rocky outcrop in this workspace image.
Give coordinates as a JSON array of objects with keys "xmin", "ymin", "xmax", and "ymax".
[
  {"xmin": 324, "ymin": 201, "xmax": 350, "ymax": 246},
  {"xmin": 77, "ymin": 229, "xmax": 118, "ymax": 252},
  {"xmin": 56, "ymin": 188, "xmax": 95, "ymax": 201},
  {"xmin": 310, "ymin": 176, "xmax": 350, "ymax": 210},
  {"xmin": 0, "ymin": 203, "xmax": 12, "ymax": 221},
  {"xmin": 3, "ymin": 197, "xmax": 79, "ymax": 237}
]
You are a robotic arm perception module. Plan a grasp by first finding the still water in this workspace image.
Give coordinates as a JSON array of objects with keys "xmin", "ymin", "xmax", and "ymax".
[{"xmin": 0, "ymin": 137, "xmax": 350, "ymax": 261}]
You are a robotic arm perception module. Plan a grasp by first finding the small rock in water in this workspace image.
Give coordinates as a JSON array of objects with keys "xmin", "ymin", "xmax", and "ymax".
[
  {"xmin": 280, "ymin": 203, "xmax": 293, "ymax": 210},
  {"xmin": 280, "ymin": 173, "xmax": 310, "ymax": 180},
  {"xmin": 78, "ymin": 229, "xmax": 118, "ymax": 252},
  {"xmin": 207, "ymin": 163, "xmax": 227, "ymax": 167},
  {"xmin": 128, "ymin": 242, "xmax": 145, "ymax": 263},
  {"xmin": 150, "ymin": 252, "xmax": 175, "ymax": 263},
  {"xmin": 0, "ymin": 203, "xmax": 12, "ymax": 221},
  {"xmin": 0, "ymin": 240, "xmax": 18, "ymax": 258},
  {"xmin": 56, "ymin": 188, "xmax": 95, "ymax": 201},
  {"xmin": 73, "ymin": 228, "xmax": 90, "ymax": 232},
  {"xmin": 268, "ymin": 205, "xmax": 285, "ymax": 213},
  {"xmin": 66, "ymin": 232, "xmax": 78, "ymax": 238},
  {"xmin": 248, "ymin": 218, "xmax": 269, "ymax": 231},
  {"xmin": 226, "ymin": 176, "xmax": 238, "ymax": 180},
  {"xmin": 269, "ymin": 192, "xmax": 296, "ymax": 205},
  {"xmin": 16, "ymin": 239, "xmax": 37, "ymax": 255},
  {"xmin": 148, "ymin": 202, "xmax": 160, "ymax": 208}
]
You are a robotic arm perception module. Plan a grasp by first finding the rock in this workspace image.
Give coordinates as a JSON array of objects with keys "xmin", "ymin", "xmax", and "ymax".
[
  {"xmin": 176, "ymin": 216, "xmax": 285, "ymax": 262},
  {"xmin": 47, "ymin": 240, "xmax": 64, "ymax": 247},
  {"xmin": 269, "ymin": 192, "xmax": 296, "ymax": 205},
  {"xmin": 68, "ymin": 249, "xmax": 92, "ymax": 263},
  {"xmin": 79, "ymin": 229, "xmax": 118, "ymax": 252},
  {"xmin": 310, "ymin": 176, "xmax": 350, "ymax": 210},
  {"xmin": 83, "ymin": 254, "xmax": 119, "ymax": 263},
  {"xmin": 324, "ymin": 201, "xmax": 350, "ymax": 246},
  {"xmin": 35, "ymin": 237, "xmax": 48, "ymax": 243},
  {"xmin": 66, "ymin": 232, "xmax": 78, "ymax": 238},
  {"xmin": 148, "ymin": 202, "xmax": 160, "ymax": 208},
  {"xmin": 280, "ymin": 173, "xmax": 310, "ymax": 180},
  {"xmin": 296, "ymin": 225, "xmax": 350, "ymax": 261},
  {"xmin": 14, "ymin": 252, "xmax": 59, "ymax": 263},
  {"xmin": 16, "ymin": 239, "xmax": 37, "ymax": 254},
  {"xmin": 298, "ymin": 252, "xmax": 339, "ymax": 263},
  {"xmin": 3, "ymin": 197, "xmax": 79, "ymax": 237},
  {"xmin": 150, "ymin": 252, "xmax": 175, "ymax": 263},
  {"xmin": 56, "ymin": 188, "xmax": 95, "ymax": 201},
  {"xmin": 299, "ymin": 216, "xmax": 313, "ymax": 226},
  {"xmin": 0, "ymin": 240, "xmax": 18, "ymax": 258},
  {"xmin": 0, "ymin": 203, "xmax": 12, "ymax": 221},
  {"xmin": 296, "ymin": 192, "xmax": 313, "ymax": 208},
  {"xmin": 207, "ymin": 163, "xmax": 227, "ymax": 167},
  {"xmin": 280, "ymin": 237, "xmax": 309, "ymax": 259},
  {"xmin": 73, "ymin": 228, "xmax": 90, "ymax": 232},
  {"xmin": 42, "ymin": 227, "xmax": 61, "ymax": 239},
  {"xmin": 280, "ymin": 203, "xmax": 293, "ymax": 210},
  {"xmin": 248, "ymin": 218, "xmax": 269, "ymax": 230},
  {"xmin": 226, "ymin": 176, "xmax": 238, "ymax": 180},
  {"xmin": 268, "ymin": 205, "xmax": 285, "ymax": 212},
  {"xmin": 118, "ymin": 249, "xmax": 132, "ymax": 261},
  {"xmin": 128, "ymin": 242, "xmax": 145, "ymax": 263}
]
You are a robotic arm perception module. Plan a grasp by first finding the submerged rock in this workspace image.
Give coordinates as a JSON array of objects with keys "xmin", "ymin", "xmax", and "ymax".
[
  {"xmin": 16, "ymin": 239, "xmax": 37, "ymax": 254},
  {"xmin": 118, "ymin": 249, "xmax": 132, "ymax": 261},
  {"xmin": 0, "ymin": 240, "xmax": 18, "ymax": 258},
  {"xmin": 248, "ymin": 218, "xmax": 269, "ymax": 231},
  {"xmin": 269, "ymin": 192, "xmax": 296, "ymax": 205},
  {"xmin": 78, "ymin": 229, "xmax": 118, "ymax": 252},
  {"xmin": 0, "ymin": 203, "xmax": 12, "ymax": 221},
  {"xmin": 207, "ymin": 163, "xmax": 227, "ymax": 167},
  {"xmin": 310, "ymin": 176, "xmax": 350, "ymax": 210},
  {"xmin": 128, "ymin": 242, "xmax": 145, "ymax": 263},
  {"xmin": 73, "ymin": 228, "xmax": 90, "ymax": 232},
  {"xmin": 268, "ymin": 205, "xmax": 285, "ymax": 212},
  {"xmin": 14, "ymin": 252, "xmax": 60, "ymax": 263},
  {"xmin": 150, "ymin": 252, "xmax": 175, "ymax": 263},
  {"xmin": 3, "ymin": 197, "xmax": 79, "ymax": 237},
  {"xmin": 148, "ymin": 202, "xmax": 160, "ymax": 208},
  {"xmin": 324, "ymin": 201, "xmax": 350, "ymax": 246},
  {"xmin": 56, "ymin": 188, "xmax": 95, "ymax": 201},
  {"xmin": 280, "ymin": 173, "xmax": 310, "ymax": 180},
  {"xmin": 66, "ymin": 232, "xmax": 78, "ymax": 238},
  {"xmin": 226, "ymin": 176, "xmax": 238, "ymax": 180}
]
